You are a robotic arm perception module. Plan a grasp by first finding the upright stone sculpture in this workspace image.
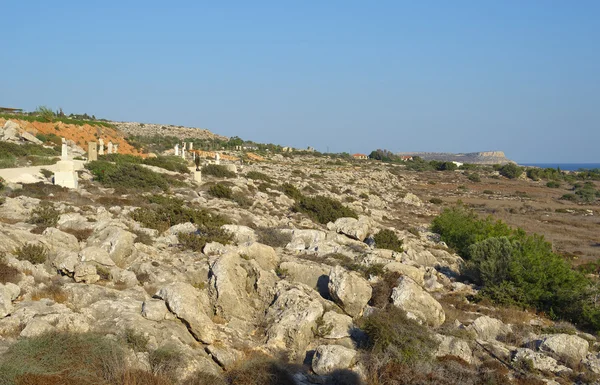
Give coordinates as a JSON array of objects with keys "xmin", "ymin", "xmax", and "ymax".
[
  {"xmin": 99, "ymin": 139, "xmax": 105, "ymax": 155},
  {"xmin": 189, "ymin": 142, "xmax": 193, "ymax": 150},
  {"xmin": 174, "ymin": 144, "xmax": 179, "ymax": 156},
  {"xmin": 215, "ymin": 153, "xmax": 220, "ymax": 165},
  {"xmin": 88, "ymin": 142, "xmax": 98, "ymax": 161},
  {"xmin": 107, "ymin": 142, "xmax": 113, "ymax": 154},
  {"xmin": 181, "ymin": 147, "xmax": 186, "ymax": 159},
  {"xmin": 61, "ymin": 138, "xmax": 69, "ymax": 160},
  {"xmin": 113, "ymin": 144, "xmax": 119, "ymax": 154}
]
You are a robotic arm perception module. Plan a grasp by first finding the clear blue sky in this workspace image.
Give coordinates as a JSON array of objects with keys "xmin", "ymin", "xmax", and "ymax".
[{"xmin": 3, "ymin": 1, "xmax": 599, "ymax": 162}]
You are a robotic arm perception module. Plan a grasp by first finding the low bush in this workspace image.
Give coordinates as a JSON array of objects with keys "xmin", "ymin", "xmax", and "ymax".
[
  {"xmin": 208, "ymin": 183, "xmax": 233, "ymax": 199},
  {"xmin": 279, "ymin": 183, "xmax": 303, "ymax": 201},
  {"xmin": 429, "ymin": 197, "xmax": 443, "ymax": 205},
  {"xmin": 86, "ymin": 161, "xmax": 170, "ymax": 191},
  {"xmin": 14, "ymin": 243, "xmax": 49, "ymax": 264},
  {"xmin": 124, "ymin": 328, "xmax": 149, "ymax": 352},
  {"xmin": 433, "ymin": 205, "xmax": 600, "ymax": 332},
  {"xmin": 0, "ymin": 260, "xmax": 20, "ymax": 284},
  {"xmin": 149, "ymin": 346, "xmax": 181, "ymax": 380},
  {"xmin": 201, "ymin": 164, "xmax": 236, "ymax": 178},
  {"xmin": 131, "ymin": 195, "xmax": 230, "ymax": 233},
  {"xmin": 373, "ymin": 229, "xmax": 404, "ymax": 252},
  {"xmin": 39, "ymin": 168, "xmax": 53, "ymax": 178},
  {"xmin": 370, "ymin": 272, "xmax": 401, "ymax": 308},
  {"xmin": 225, "ymin": 355, "xmax": 297, "ymax": 385},
  {"xmin": 498, "ymin": 163, "xmax": 524, "ymax": 179},
  {"xmin": 143, "ymin": 156, "xmax": 190, "ymax": 174},
  {"xmin": 0, "ymin": 332, "xmax": 125, "ymax": 385},
  {"xmin": 255, "ymin": 228, "xmax": 292, "ymax": 248},
  {"xmin": 178, "ymin": 228, "xmax": 233, "ymax": 251},
  {"xmin": 546, "ymin": 181, "xmax": 561, "ymax": 188},
  {"xmin": 62, "ymin": 228, "xmax": 93, "ymax": 242},
  {"xmin": 0, "ymin": 142, "xmax": 59, "ymax": 159},
  {"xmin": 28, "ymin": 201, "xmax": 60, "ymax": 229},
  {"xmin": 246, "ymin": 171, "xmax": 273, "ymax": 183},
  {"xmin": 232, "ymin": 192, "xmax": 253, "ymax": 208},
  {"xmin": 292, "ymin": 195, "xmax": 358, "ymax": 224},
  {"xmin": 359, "ymin": 306, "xmax": 438, "ymax": 365},
  {"xmin": 467, "ymin": 173, "xmax": 481, "ymax": 182}
]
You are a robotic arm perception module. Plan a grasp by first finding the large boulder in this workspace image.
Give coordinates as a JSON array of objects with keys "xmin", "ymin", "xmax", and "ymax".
[
  {"xmin": 467, "ymin": 316, "xmax": 511, "ymax": 341},
  {"xmin": 434, "ymin": 334, "xmax": 473, "ymax": 364},
  {"xmin": 237, "ymin": 242, "xmax": 279, "ymax": 271},
  {"xmin": 384, "ymin": 262, "xmax": 425, "ymax": 286},
  {"xmin": 311, "ymin": 345, "xmax": 357, "ymax": 375},
  {"xmin": 155, "ymin": 282, "xmax": 216, "ymax": 344},
  {"xmin": 513, "ymin": 348, "xmax": 570, "ymax": 373},
  {"xmin": 328, "ymin": 216, "xmax": 372, "ymax": 241},
  {"xmin": 265, "ymin": 283, "xmax": 324, "ymax": 358},
  {"xmin": 390, "ymin": 276, "xmax": 445, "ymax": 327},
  {"xmin": 20, "ymin": 131, "xmax": 44, "ymax": 145},
  {"xmin": 79, "ymin": 246, "xmax": 115, "ymax": 267},
  {"xmin": 0, "ymin": 283, "xmax": 20, "ymax": 318},
  {"xmin": 208, "ymin": 253, "xmax": 256, "ymax": 322},
  {"xmin": 539, "ymin": 334, "xmax": 589, "ymax": 363},
  {"xmin": 87, "ymin": 226, "xmax": 136, "ymax": 266},
  {"xmin": 279, "ymin": 260, "xmax": 329, "ymax": 295},
  {"xmin": 42, "ymin": 228, "xmax": 80, "ymax": 254},
  {"xmin": 221, "ymin": 225, "xmax": 257, "ymax": 244},
  {"xmin": 320, "ymin": 311, "xmax": 354, "ymax": 339},
  {"xmin": 1, "ymin": 120, "xmax": 19, "ymax": 141},
  {"xmin": 328, "ymin": 265, "xmax": 372, "ymax": 318}
]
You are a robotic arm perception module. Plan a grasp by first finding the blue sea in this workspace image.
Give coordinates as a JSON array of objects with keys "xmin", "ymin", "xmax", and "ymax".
[{"xmin": 521, "ymin": 163, "xmax": 600, "ymax": 172}]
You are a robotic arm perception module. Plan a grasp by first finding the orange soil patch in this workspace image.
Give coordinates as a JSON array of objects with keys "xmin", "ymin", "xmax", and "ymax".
[
  {"xmin": 0, "ymin": 118, "xmax": 144, "ymax": 157},
  {"xmin": 246, "ymin": 152, "xmax": 265, "ymax": 162}
]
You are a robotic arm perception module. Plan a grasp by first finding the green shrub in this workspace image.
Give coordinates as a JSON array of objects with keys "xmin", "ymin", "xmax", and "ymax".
[
  {"xmin": 498, "ymin": 163, "xmax": 523, "ymax": 179},
  {"xmin": 433, "ymin": 205, "xmax": 600, "ymax": 332},
  {"xmin": 546, "ymin": 181, "xmax": 561, "ymax": 188},
  {"xmin": 0, "ymin": 260, "xmax": 20, "ymax": 284},
  {"xmin": 279, "ymin": 183, "xmax": 303, "ymax": 200},
  {"xmin": 359, "ymin": 306, "xmax": 438, "ymax": 365},
  {"xmin": 14, "ymin": 243, "xmax": 49, "ymax": 264},
  {"xmin": 131, "ymin": 195, "xmax": 230, "ymax": 233},
  {"xmin": 178, "ymin": 228, "xmax": 233, "ymax": 251},
  {"xmin": 149, "ymin": 346, "xmax": 181, "ymax": 379},
  {"xmin": 246, "ymin": 171, "xmax": 273, "ymax": 183},
  {"xmin": 29, "ymin": 201, "xmax": 59, "ymax": 229},
  {"xmin": 40, "ymin": 168, "xmax": 53, "ymax": 178},
  {"xmin": 86, "ymin": 160, "xmax": 170, "ymax": 191},
  {"xmin": 124, "ymin": 328, "xmax": 149, "ymax": 352},
  {"xmin": 467, "ymin": 173, "xmax": 481, "ymax": 182},
  {"xmin": 431, "ymin": 206, "xmax": 512, "ymax": 258},
  {"xmin": 0, "ymin": 332, "xmax": 125, "ymax": 385},
  {"xmin": 292, "ymin": 195, "xmax": 357, "ymax": 224},
  {"xmin": 429, "ymin": 197, "xmax": 443, "ymax": 205},
  {"xmin": 0, "ymin": 141, "xmax": 58, "ymax": 159},
  {"xmin": 560, "ymin": 193, "xmax": 577, "ymax": 201},
  {"xmin": 373, "ymin": 229, "xmax": 404, "ymax": 252},
  {"xmin": 232, "ymin": 192, "xmax": 253, "ymax": 208},
  {"xmin": 256, "ymin": 228, "xmax": 292, "ymax": 248},
  {"xmin": 144, "ymin": 156, "xmax": 190, "ymax": 173},
  {"xmin": 208, "ymin": 183, "xmax": 233, "ymax": 199},
  {"xmin": 201, "ymin": 164, "xmax": 236, "ymax": 178}
]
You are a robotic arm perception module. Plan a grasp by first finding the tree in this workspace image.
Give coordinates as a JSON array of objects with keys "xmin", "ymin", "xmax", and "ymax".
[{"xmin": 499, "ymin": 163, "xmax": 523, "ymax": 179}]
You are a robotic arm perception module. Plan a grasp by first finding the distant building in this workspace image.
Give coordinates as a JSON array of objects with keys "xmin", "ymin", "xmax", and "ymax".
[
  {"xmin": 352, "ymin": 153, "xmax": 368, "ymax": 160},
  {"xmin": 400, "ymin": 156, "xmax": 413, "ymax": 161}
]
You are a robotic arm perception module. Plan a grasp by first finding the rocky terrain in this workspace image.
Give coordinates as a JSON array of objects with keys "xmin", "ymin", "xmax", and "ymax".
[
  {"xmin": 113, "ymin": 121, "xmax": 228, "ymax": 141},
  {"xmin": 397, "ymin": 151, "xmax": 514, "ymax": 165},
  {"xmin": 0, "ymin": 124, "xmax": 599, "ymax": 384}
]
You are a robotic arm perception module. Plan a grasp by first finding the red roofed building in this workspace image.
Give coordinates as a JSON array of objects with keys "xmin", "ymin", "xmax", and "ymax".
[{"xmin": 352, "ymin": 153, "xmax": 368, "ymax": 160}]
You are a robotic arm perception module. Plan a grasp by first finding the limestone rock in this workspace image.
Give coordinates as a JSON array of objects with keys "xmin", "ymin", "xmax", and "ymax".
[
  {"xmin": 79, "ymin": 246, "xmax": 116, "ymax": 267},
  {"xmin": 328, "ymin": 216, "xmax": 372, "ymax": 241},
  {"xmin": 206, "ymin": 344, "xmax": 244, "ymax": 370},
  {"xmin": 434, "ymin": 334, "xmax": 473, "ymax": 364},
  {"xmin": 141, "ymin": 299, "xmax": 170, "ymax": 322},
  {"xmin": 401, "ymin": 193, "xmax": 422, "ymax": 207},
  {"xmin": 321, "ymin": 311, "xmax": 354, "ymax": 339},
  {"xmin": 42, "ymin": 227, "xmax": 80, "ymax": 253},
  {"xmin": 539, "ymin": 334, "xmax": 589, "ymax": 363},
  {"xmin": 312, "ymin": 345, "xmax": 357, "ymax": 375},
  {"xmin": 222, "ymin": 225, "xmax": 257, "ymax": 244},
  {"xmin": 237, "ymin": 242, "xmax": 279, "ymax": 271},
  {"xmin": 20, "ymin": 130, "xmax": 44, "ymax": 145},
  {"xmin": 87, "ymin": 226, "xmax": 136, "ymax": 266},
  {"xmin": 265, "ymin": 283, "xmax": 324, "ymax": 358},
  {"xmin": 73, "ymin": 263, "xmax": 100, "ymax": 283},
  {"xmin": 1, "ymin": 120, "xmax": 19, "ymax": 141},
  {"xmin": 155, "ymin": 282, "xmax": 216, "ymax": 344},
  {"xmin": 328, "ymin": 265, "xmax": 372, "ymax": 318},
  {"xmin": 513, "ymin": 348, "xmax": 570, "ymax": 373},
  {"xmin": 384, "ymin": 262, "xmax": 425, "ymax": 286},
  {"xmin": 20, "ymin": 318, "xmax": 56, "ymax": 338},
  {"xmin": 209, "ymin": 253, "xmax": 255, "ymax": 322},
  {"xmin": 0, "ymin": 283, "xmax": 20, "ymax": 318},
  {"xmin": 467, "ymin": 316, "xmax": 511, "ymax": 341},
  {"xmin": 166, "ymin": 222, "xmax": 197, "ymax": 236},
  {"xmin": 390, "ymin": 276, "xmax": 445, "ymax": 327}
]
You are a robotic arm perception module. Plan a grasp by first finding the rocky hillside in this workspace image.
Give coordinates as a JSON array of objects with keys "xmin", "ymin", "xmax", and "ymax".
[
  {"xmin": 114, "ymin": 121, "xmax": 228, "ymax": 141},
  {"xmin": 398, "ymin": 151, "xmax": 514, "ymax": 164},
  {"xmin": 0, "ymin": 152, "xmax": 598, "ymax": 385}
]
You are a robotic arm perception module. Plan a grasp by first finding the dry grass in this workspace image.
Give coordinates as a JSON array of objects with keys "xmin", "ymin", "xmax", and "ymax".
[{"xmin": 31, "ymin": 280, "xmax": 68, "ymax": 304}]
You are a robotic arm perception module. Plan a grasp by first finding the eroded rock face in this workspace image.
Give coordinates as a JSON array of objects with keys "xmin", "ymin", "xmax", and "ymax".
[
  {"xmin": 0, "ymin": 283, "xmax": 20, "ymax": 318},
  {"xmin": 321, "ymin": 311, "xmax": 354, "ymax": 339},
  {"xmin": 155, "ymin": 282, "xmax": 216, "ymax": 344},
  {"xmin": 434, "ymin": 334, "xmax": 473, "ymax": 364},
  {"xmin": 539, "ymin": 334, "xmax": 589, "ymax": 363},
  {"xmin": 513, "ymin": 348, "xmax": 570, "ymax": 373},
  {"xmin": 467, "ymin": 316, "xmax": 511, "ymax": 341},
  {"xmin": 312, "ymin": 344, "xmax": 357, "ymax": 375},
  {"xmin": 236, "ymin": 242, "xmax": 279, "ymax": 271},
  {"xmin": 328, "ymin": 216, "xmax": 372, "ymax": 241},
  {"xmin": 265, "ymin": 282, "xmax": 324, "ymax": 358},
  {"xmin": 328, "ymin": 265, "xmax": 372, "ymax": 318},
  {"xmin": 87, "ymin": 226, "xmax": 136, "ymax": 267},
  {"xmin": 390, "ymin": 276, "xmax": 445, "ymax": 327}
]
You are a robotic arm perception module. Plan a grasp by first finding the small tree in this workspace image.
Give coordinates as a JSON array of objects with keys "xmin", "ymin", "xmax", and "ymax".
[{"xmin": 499, "ymin": 163, "xmax": 523, "ymax": 179}]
